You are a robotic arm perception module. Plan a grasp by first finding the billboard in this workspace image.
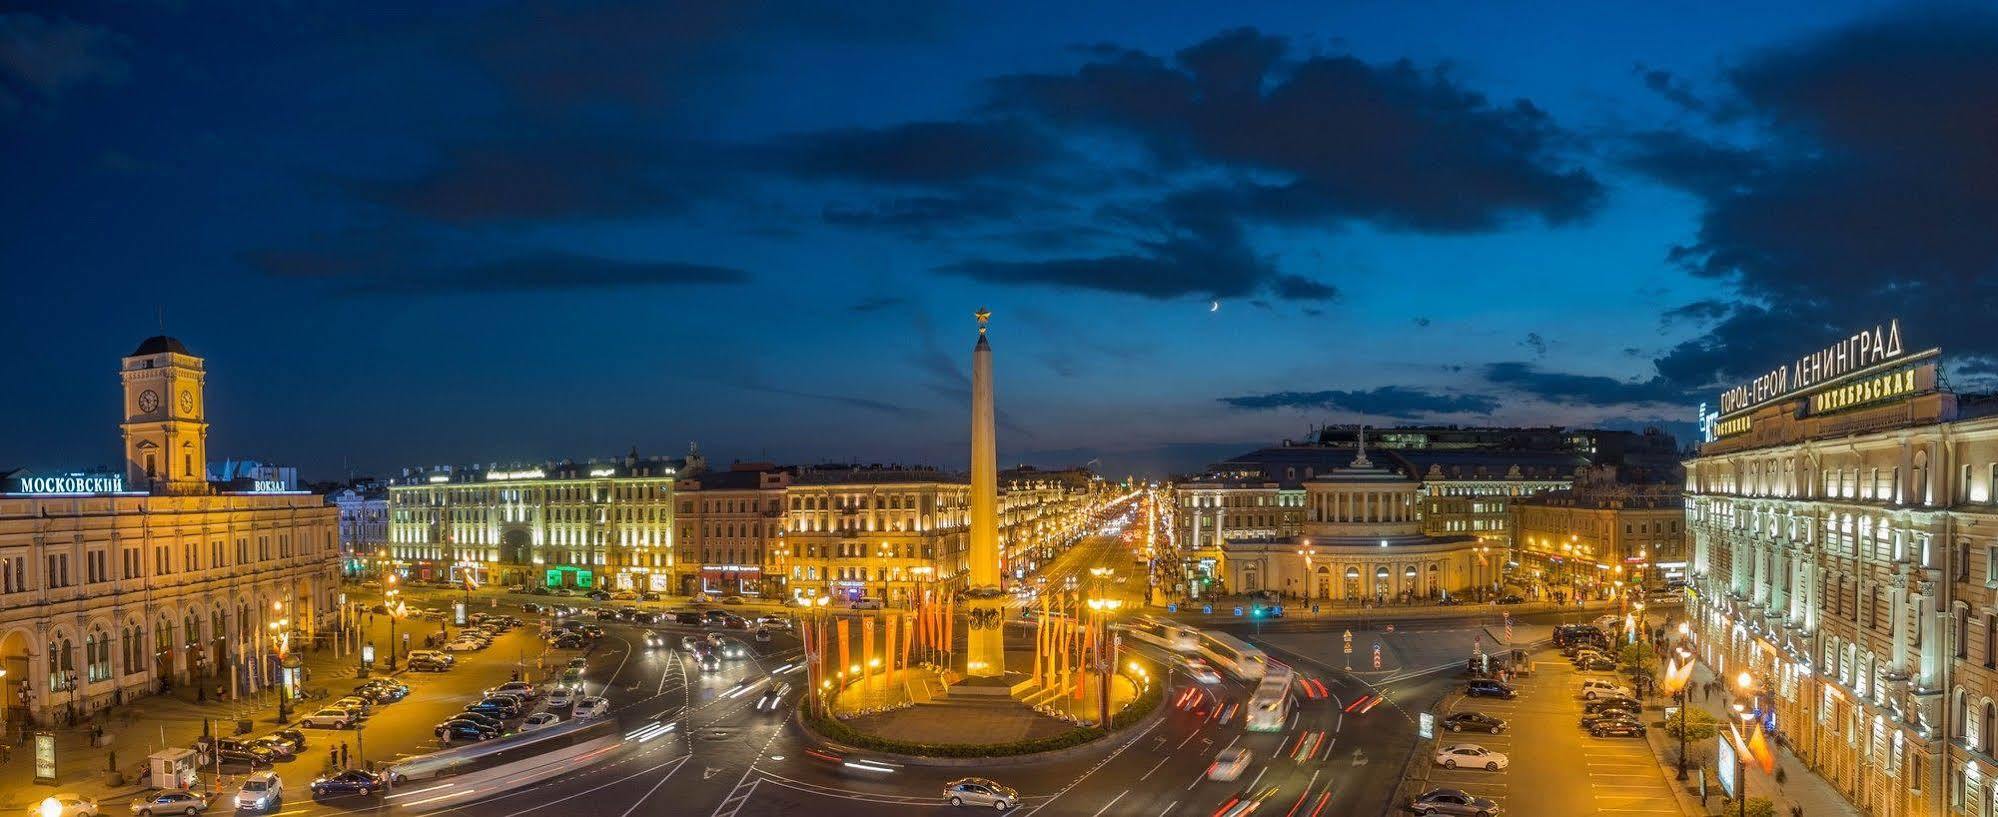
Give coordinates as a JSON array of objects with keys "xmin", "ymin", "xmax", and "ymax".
[{"xmin": 1717, "ymin": 733, "xmax": 1738, "ymax": 798}]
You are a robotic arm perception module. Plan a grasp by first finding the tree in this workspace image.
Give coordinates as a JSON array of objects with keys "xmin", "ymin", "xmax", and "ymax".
[
  {"xmin": 1724, "ymin": 797, "xmax": 1775, "ymax": 817},
  {"xmin": 1663, "ymin": 706, "xmax": 1720, "ymax": 741},
  {"xmin": 1617, "ymin": 642, "xmax": 1658, "ymax": 679}
]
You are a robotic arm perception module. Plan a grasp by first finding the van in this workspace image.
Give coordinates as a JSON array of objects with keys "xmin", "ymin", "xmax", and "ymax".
[{"xmin": 235, "ymin": 771, "xmax": 283, "ymax": 812}]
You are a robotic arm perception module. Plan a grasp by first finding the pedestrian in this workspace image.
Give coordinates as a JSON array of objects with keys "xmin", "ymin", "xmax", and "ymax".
[
  {"xmin": 340, "ymin": 742, "xmax": 349, "ymax": 768},
  {"xmin": 329, "ymin": 746, "xmax": 339, "ymax": 770}
]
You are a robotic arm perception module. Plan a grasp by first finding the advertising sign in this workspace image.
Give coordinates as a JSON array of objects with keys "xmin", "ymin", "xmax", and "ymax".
[
  {"xmin": 1716, "ymin": 734, "xmax": 1738, "ymax": 797},
  {"xmin": 1418, "ymin": 712, "xmax": 1435, "ymax": 740},
  {"xmin": 453, "ymin": 601, "xmax": 467, "ymax": 626},
  {"xmin": 33, "ymin": 731, "xmax": 56, "ymax": 783}
]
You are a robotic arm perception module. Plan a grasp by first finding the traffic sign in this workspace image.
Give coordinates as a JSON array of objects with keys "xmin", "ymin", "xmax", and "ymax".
[
  {"xmin": 1233, "ymin": 606, "xmax": 1244, "ymax": 617},
  {"xmin": 1372, "ymin": 643, "xmax": 1382, "ymax": 670},
  {"xmin": 1167, "ymin": 603, "xmax": 1178, "ymax": 613},
  {"xmin": 1202, "ymin": 604, "xmax": 1213, "ymax": 615}
]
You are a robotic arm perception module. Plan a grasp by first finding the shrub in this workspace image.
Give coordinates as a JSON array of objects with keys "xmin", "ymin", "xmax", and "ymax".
[{"xmin": 1661, "ymin": 705, "xmax": 1719, "ymax": 741}]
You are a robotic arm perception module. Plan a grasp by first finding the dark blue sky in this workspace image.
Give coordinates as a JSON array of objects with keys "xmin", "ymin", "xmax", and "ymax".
[{"xmin": 7, "ymin": 1, "xmax": 1998, "ymax": 480}]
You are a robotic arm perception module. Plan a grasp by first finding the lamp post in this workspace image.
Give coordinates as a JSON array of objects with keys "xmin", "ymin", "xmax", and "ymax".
[
  {"xmin": 1732, "ymin": 705, "xmax": 1752, "ymax": 817},
  {"xmin": 383, "ymin": 575, "xmax": 402, "ymax": 670},
  {"xmin": 1666, "ymin": 644, "xmax": 1693, "ymax": 780},
  {"xmin": 1296, "ymin": 545, "xmax": 1316, "ymax": 604},
  {"xmin": 268, "ymin": 600, "xmax": 292, "ymax": 723}
]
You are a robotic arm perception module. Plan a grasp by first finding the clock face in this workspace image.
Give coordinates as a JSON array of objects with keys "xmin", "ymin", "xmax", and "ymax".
[
  {"xmin": 179, "ymin": 390, "xmax": 194, "ymax": 413},
  {"xmin": 138, "ymin": 390, "xmax": 159, "ymax": 413}
]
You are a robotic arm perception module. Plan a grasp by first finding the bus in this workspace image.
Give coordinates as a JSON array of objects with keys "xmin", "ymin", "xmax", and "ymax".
[
  {"xmin": 1194, "ymin": 630, "xmax": 1269, "ymax": 682},
  {"xmin": 1119, "ymin": 616, "xmax": 1200, "ymax": 653},
  {"xmin": 387, "ymin": 717, "xmax": 620, "ymax": 785},
  {"xmin": 1244, "ymin": 664, "xmax": 1294, "ymax": 732}
]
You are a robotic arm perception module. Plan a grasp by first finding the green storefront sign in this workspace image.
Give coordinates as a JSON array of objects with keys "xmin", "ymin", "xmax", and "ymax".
[{"xmin": 544, "ymin": 566, "xmax": 594, "ymax": 588}]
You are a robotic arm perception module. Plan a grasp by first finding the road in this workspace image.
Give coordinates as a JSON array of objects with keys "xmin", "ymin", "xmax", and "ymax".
[{"xmin": 213, "ymin": 504, "xmax": 1644, "ymax": 817}]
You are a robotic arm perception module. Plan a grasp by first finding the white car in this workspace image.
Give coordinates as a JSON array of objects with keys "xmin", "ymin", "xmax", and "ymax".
[
  {"xmin": 1182, "ymin": 658, "xmax": 1223, "ymax": 684},
  {"xmin": 849, "ymin": 598, "xmax": 884, "ymax": 610},
  {"xmin": 573, "ymin": 696, "xmax": 610, "ymax": 719},
  {"xmin": 300, "ymin": 708, "xmax": 352, "ymax": 729},
  {"xmin": 519, "ymin": 713, "xmax": 563, "ymax": 732},
  {"xmin": 406, "ymin": 650, "xmax": 454, "ymax": 666},
  {"xmin": 1579, "ymin": 679, "xmax": 1633, "ymax": 700},
  {"xmin": 1434, "ymin": 744, "xmax": 1509, "ymax": 771},
  {"xmin": 40, "ymin": 796, "xmax": 99, "ymax": 817},
  {"xmin": 234, "ymin": 771, "xmax": 282, "ymax": 812},
  {"xmin": 486, "ymin": 681, "xmax": 540, "ymax": 700},
  {"xmin": 128, "ymin": 792, "xmax": 204, "ymax": 816},
  {"xmin": 1207, "ymin": 747, "xmax": 1251, "ymax": 781},
  {"xmin": 442, "ymin": 639, "xmax": 484, "ymax": 652},
  {"xmin": 546, "ymin": 688, "xmax": 577, "ymax": 709}
]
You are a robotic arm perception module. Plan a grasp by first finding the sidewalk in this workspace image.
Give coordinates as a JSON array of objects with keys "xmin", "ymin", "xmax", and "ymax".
[
  {"xmin": 0, "ymin": 614, "xmax": 412, "ymax": 811},
  {"xmin": 1659, "ymin": 661, "xmax": 1858, "ymax": 817}
]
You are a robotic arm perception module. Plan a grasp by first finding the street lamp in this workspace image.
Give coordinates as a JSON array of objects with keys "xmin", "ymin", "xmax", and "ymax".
[
  {"xmin": 268, "ymin": 600, "xmax": 292, "ymax": 723},
  {"xmin": 1732, "ymin": 707, "xmax": 1754, "ymax": 817}
]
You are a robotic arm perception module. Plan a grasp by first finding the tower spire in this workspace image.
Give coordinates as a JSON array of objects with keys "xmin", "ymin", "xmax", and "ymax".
[{"xmin": 1352, "ymin": 424, "xmax": 1372, "ymax": 468}]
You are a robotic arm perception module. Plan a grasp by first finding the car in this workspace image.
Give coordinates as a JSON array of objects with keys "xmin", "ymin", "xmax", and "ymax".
[
  {"xmin": 332, "ymin": 697, "xmax": 374, "ymax": 716},
  {"xmin": 436, "ymin": 721, "xmax": 494, "ymax": 744},
  {"xmin": 300, "ymin": 707, "xmax": 353, "ymax": 729},
  {"xmin": 1583, "ymin": 695, "xmax": 1641, "ymax": 714},
  {"xmin": 673, "ymin": 611, "xmax": 704, "ymax": 625},
  {"xmin": 1590, "ymin": 718, "xmax": 1647, "ymax": 738},
  {"xmin": 753, "ymin": 628, "xmax": 772, "ymax": 642},
  {"xmin": 129, "ymin": 791, "xmax": 206, "ymax": 816},
  {"xmin": 444, "ymin": 711, "xmax": 504, "ymax": 731},
  {"xmin": 352, "ymin": 680, "xmax": 408, "ymax": 703},
  {"xmin": 690, "ymin": 645, "xmax": 721, "ymax": 671},
  {"xmin": 1181, "ymin": 658, "xmax": 1223, "ymax": 684},
  {"xmin": 523, "ymin": 602, "xmax": 546, "ymax": 613},
  {"xmin": 681, "ymin": 635, "xmax": 706, "ymax": 651},
  {"xmin": 642, "ymin": 630, "xmax": 664, "ymax": 648},
  {"xmin": 574, "ymin": 696, "xmax": 610, "ymax": 719},
  {"xmin": 756, "ymin": 682, "xmax": 792, "ymax": 712},
  {"xmin": 566, "ymin": 657, "xmax": 589, "ymax": 670},
  {"xmin": 465, "ymin": 698, "xmax": 521, "ymax": 719},
  {"xmin": 582, "ymin": 624, "xmax": 605, "ymax": 639},
  {"xmin": 612, "ymin": 591, "xmax": 640, "ymax": 601},
  {"xmin": 246, "ymin": 736, "xmax": 296, "ymax": 759},
  {"xmin": 593, "ymin": 608, "xmax": 619, "ymax": 621},
  {"xmin": 487, "ymin": 681, "xmax": 541, "ymax": 700},
  {"xmin": 520, "ymin": 713, "xmax": 563, "ymax": 732},
  {"xmin": 408, "ymin": 656, "xmax": 452, "ymax": 672},
  {"xmin": 716, "ymin": 639, "xmax": 747, "ymax": 659},
  {"xmin": 1465, "ymin": 679, "xmax": 1516, "ymax": 699},
  {"xmin": 587, "ymin": 590, "xmax": 611, "ymax": 601},
  {"xmin": 1441, "ymin": 711, "xmax": 1507, "ymax": 734},
  {"xmin": 198, "ymin": 737, "xmax": 275, "ymax": 767},
  {"xmin": 1495, "ymin": 595, "xmax": 1524, "ymax": 605},
  {"xmin": 262, "ymin": 729, "xmax": 307, "ymax": 755},
  {"xmin": 1434, "ymin": 744, "xmax": 1508, "ymax": 771},
  {"xmin": 234, "ymin": 771, "xmax": 282, "ymax": 812},
  {"xmin": 1409, "ymin": 788, "xmax": 1502, "ymax": 816},
  {"xmin": 1207, "ymin": 747, "xmax": 1251, "ymax": 781},
  {"xmin": 1575, "ymin": 654, "xmax": 1618, "ymax": 672},
  {"xmin": 943, "ymin": 778, "xmax": 1019, "ymax": 810},
  {"xmin": 550, "ymin": 634, "xmax": 586, "ymax": 649},
  {"xmin": 310, "ymin": 770, "xmax": 386, "ymax": 798},
  {"xmin": 406, "ymin": 650, "xmax": 455, "ymax": 667},
  {"xmin": 558, "ymin": 668, "xmax": 585, "ymax": 688},
  {"xmin": 486, "ymin": 691, "xmax": 533, "ymax": 710},
  {"xmin": 849, "ymin": 598, "xmax": 884, "ymax": 610},
  {"xmin": 1579, "ymin": 679, "xmax": 1633, "ymax": 699},
  {"xmin": 34, "ymin": 796, "xmax": 98, "ymax": 817},
  {"xmin": 1579, "ymin": 709, "xmax": 1643, "ymax": 730},
  {"xmin": 756, "ymin": 615, "xmax": 791, "ymax": 630},
  {"xmin": 442, "ymin": 639, "xmax": 484, "ymax": 652},
  {"xmin": 722, "ymin": 595, "xmax": 746, "ymax": 605}
]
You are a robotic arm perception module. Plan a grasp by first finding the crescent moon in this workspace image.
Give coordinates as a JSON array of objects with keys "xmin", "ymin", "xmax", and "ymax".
[{"xmin": 1209, "ymin": 300, "xmax": 1220, "ymax": 312}]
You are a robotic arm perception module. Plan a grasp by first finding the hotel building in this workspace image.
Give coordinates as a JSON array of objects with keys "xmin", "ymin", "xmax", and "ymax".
[
  {"xmin": 385, "ymin": 448, "xmax": 696, "ymax": 591},
  {"xmin": 0, "ymin": 336, "xmax": 339, "ymax": 727},
  {"xmin": 1684, "ymin": 318, "xmax": 1998, "ymax": 817}
]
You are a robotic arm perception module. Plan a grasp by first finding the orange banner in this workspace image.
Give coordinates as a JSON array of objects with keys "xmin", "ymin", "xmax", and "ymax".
[
  {"xmin": 837, "ymin": 618, "xmax": 851, "ymax": 683},
  {"xmin": 863, "ymin": 615, "xmax": 876, "ymax": 692},
  {"xmin": 899, "ymin": 612, "xmax": 912, "ymax": 672}
]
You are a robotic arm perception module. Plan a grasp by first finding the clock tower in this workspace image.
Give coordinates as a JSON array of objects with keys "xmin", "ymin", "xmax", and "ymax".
[{"xmin": 121, "ymin": 335, "xmax": 210, "ymax": 495}]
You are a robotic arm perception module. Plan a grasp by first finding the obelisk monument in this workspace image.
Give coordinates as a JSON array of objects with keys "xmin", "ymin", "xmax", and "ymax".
[{"xmin": 965, "ymin": 307, "xmax": 1006, "ymax": 677}]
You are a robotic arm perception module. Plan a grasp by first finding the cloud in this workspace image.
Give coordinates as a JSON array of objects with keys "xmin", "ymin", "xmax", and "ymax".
[
  {"xmin": 246, "ymin": 237, "xmax": 748, "ymax": 295},
  {"xmin": 989, "ymin": 27, "xmax": 1604, "ymax": 233},
  {"xmin": 354, "ymin": 132, "xmax": 726, "ymax": 224},
  {"xmin": 771, "ymin": 120, "xmax": 1062, "ymax": 186},
  {"xmin": 1218, "ymin": 385, "xmax": 1501, "ymax": 416},
  {"xmin": 1629, "ymin": 8, "xmax": 1998, "ymax": 384},
  {"xmin": 821, "ymin": 188, "xmax": 1038, "ymax": 236},
  {"xmin": 1522, "ymin": 332, "xmax": 1548, "ymax": 357},
  {"xmin": 848, "ymin": 296, "xmax": 909, "ymax": 313},
  {"xmin": 1634, "ymin": 65, "xmax": 1710, "ymax": 114},
  {"xmin": 1482, "ymin": 362, "xmax": 1695, "ymax": 407},
  {"xmin": 0, "ymin": 13, "xmax": 128, "ymax": 114},
  {"xmin": 720, "ymin": 381, "xmax": 921, "ymax": 419}
]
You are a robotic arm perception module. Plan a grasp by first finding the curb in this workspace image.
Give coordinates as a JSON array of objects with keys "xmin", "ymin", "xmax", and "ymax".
[{"xmin": 792, "ymin": 693, "xmax": 1171, "ymax": 768}]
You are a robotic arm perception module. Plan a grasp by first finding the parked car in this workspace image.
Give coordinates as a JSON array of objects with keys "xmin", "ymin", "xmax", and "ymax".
[
  {"xmin": 942, "ymin": 778, "xmax": 1019, "ymax": 810},
  {"xmin": 520, "ymin": 713, "xmax": 563, "ymax": 732},
  {"xmin": 1579, "ymin": 710, "xmax": 1644, "ymax": 730},
  {"xmin": 1590, "ymin": 718, "xmax": 1647, "ymax": 738},
  {"xmin": 1495, "ymin": 595, "xmax": 1524, "ymax": 605},
  {"xmin": 406, "ymin": 650, "xmax": 455, "ymax": 667},
  {"xmin": 234, "ymin": 771, "xmax": 282, "ymax": 812},
  {"xmin": 550, "ymin": 633, "xmax": 586, "ymax": 649},
  {"xmin": 565, "ymin": 657, "xmax": 589, "ymax": 670},
  {"xmin": 464, "ymin": 698, "xmax": 521, "ymax": 719},
  {"xmin": 574, "ymin": 696, "xmax": 610, "ymax": 719},
  {"xmin": 849, "ymin": 598, "xmax": 884, "ymax": 610},
  {"xmin": 262, "ymin": 729, "xmax": 307, "ymax": 755},
  {"xmin": 129, "ymin": 791, "xmax": 207, "ymax": 816},
  {"xmin": 1583, "ymin": 695, "xmax": 1641, "ymax": 714},
  {"xmin": 35, "ymin": 796, "xmax": 99, "ymax": 817},
  {"xmin": 673, "ymin": 611, "xmax": 704, "ymax": 625},
  {"xmin": 310, "ymin": 770, "xmax": 385, "ymax": 798},
  {"xmin": 1465, "ymin": 679, "xmax": 1516, "ymax": 699},
  {"xmin": 522, "ymin": 602, "xmax": 546, "ymax": 613},
  {"xmin": 1441, "ymin": 711, "xmax": 1507, "ymax": 734},
  {"xmin": 755, "ymin": 615, "xmax": 791, "ymax": 630},
  {"xmin": 351, "ymin": 680, "xmax": 408, "ymax": 703},
  {"xmin": 586, "ymin": 590, "xmax": 611, "ymax": 601},
  {"xmin": 199, "ymin": 738, "xmax": 274, "ymax": 766},
  {"xmin": 753, "ymin": 628, "xmax": 772, "ymax": 642},
  {"xmin": 1408, "ymin": 788, "xmax": 1501, "ymax": 816},
  {"xmin": 547, "ymin": 688, "xmax": 577, "ymax": 709},
  {"xmin": 1207, "ymin": 747, "xmax": 1252, "ymax": 781},
  {"xmin": 486, "ymin": 681, "xmax": 541, "ymax": 700},
  {"xmin": 558, "ymin": 668, "xmax": 585, "ymax": 688},
  {"xmin": 1579, "ymin": 679, "xmax": 1632, "ymax": 699},
  {"xmin": 246, "ymin": 736, "xmax": 296, "ymax": 759},
  {"xmin": 722, "ymin": 595, "xmax": 747, "ymax": 605},
  {"xmin": 1434, "ymin": 744, "xmax": 1508, "ymax": 771},
  {"xmin": 1575, "ymin": 654, "xmax": 1618, "ymax": 672},
  {"xmin": 442, "ymin": 638, "xmax": 484, "ymax": 652},
  {"xmin": 443, "ymin": 712, "xmax": 503, "ymax": 732},
  {"xmin": 436, "ymin": 721, "xmax": 494, "ymax": 744}
]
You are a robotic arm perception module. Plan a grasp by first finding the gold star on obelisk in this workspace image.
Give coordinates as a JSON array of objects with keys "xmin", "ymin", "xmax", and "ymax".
[{"xmin": 975, "ymin": 307, "xmax": 991, "ymax": 334}]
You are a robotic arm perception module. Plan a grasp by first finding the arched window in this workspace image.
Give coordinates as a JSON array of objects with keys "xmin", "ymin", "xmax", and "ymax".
[
  {"xmin": 48, "ymin": 636, "xmax": 74, "ymax": 689},
  {"xmin": 120, "ymin": 626, "xmax": 135, "ymax": 676},
  {"xmin": 86, "ymin": 628, "xmax": 112, "ymax": 682},
  {"xmin": 1983, "ymin": 701, "xmax": 1995, "ymax": 755}
]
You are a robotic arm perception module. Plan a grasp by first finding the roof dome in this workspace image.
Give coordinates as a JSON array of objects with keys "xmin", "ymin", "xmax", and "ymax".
[{"xmin": 130, "ymin": 335, "xmax": 191, "ymax": 356}]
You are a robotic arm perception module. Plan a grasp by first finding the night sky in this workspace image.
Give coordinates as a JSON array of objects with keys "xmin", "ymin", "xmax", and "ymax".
[{"xmin": 6, "ymin": 1, "xmax": 1997, "ymax": 480}]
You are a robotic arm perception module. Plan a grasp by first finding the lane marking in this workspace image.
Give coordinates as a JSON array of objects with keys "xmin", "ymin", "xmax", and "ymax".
[{"xmin": 1087, "ymin": 790, "xmax": 1128, "ymax": 817}]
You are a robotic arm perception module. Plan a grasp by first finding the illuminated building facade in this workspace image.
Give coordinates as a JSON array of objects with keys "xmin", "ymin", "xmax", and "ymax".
[
  {"xmin": 999, "ymin": 467, "xmax": 1105, "ymax": 580},
  {"xmin": 386, "ymin": 448, "xmax": 697, "ymax": 591},
  {"xmin": 330, "ymin": 485, "xmax": 388, "ymax": 575},
  {"xmin": 673, "ymin": 465, "xmax": 791, "ymax": 596},
  {"xmin": 0, "ymin": 336, "xmax": 339, "ymax": 727},
  {"xmin": 1682, "ymin": 319, "xmax": 1995, "ymax": 817},
  {"xmin": 1512, "ymin": 473, "xmax": 1686, "ymax": 593},
  {"xmin": 782, "ymin": 466, "xmax": 969, "ymax": 605}
]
